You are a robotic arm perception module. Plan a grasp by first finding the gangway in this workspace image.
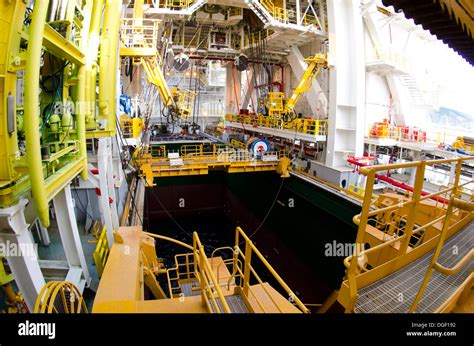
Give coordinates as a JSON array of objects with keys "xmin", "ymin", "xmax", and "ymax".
[{"xmin": 337, "ymin": 156, "xmax": 474, "ymax": 313}]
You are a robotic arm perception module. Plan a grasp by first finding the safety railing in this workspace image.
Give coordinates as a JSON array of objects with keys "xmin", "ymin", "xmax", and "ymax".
[
  {"xmin": 231, "ymin": 227, "xmax": 310, "ymax": 313},
  {"xmin": 153, "ymin": 0, "xmax": 194, "ymax": 9},
  {"xmin": 257, "ymin": 1, "xmax": 323, "ymax": 29},
  {"xmin": 243, "ymin": 29, "xmax": 273, "ymax": 48},
  {"xmin": 139, "ymin": 144, "xmax": 278, "ymax": 169},
  {"xmin": 148, "ymin": 145, "xmax": 167, "ymax": 158},
  {"xmin": 192, "ymin": 232, "xmax": 232, "ymax": 313},
  {"xmin": 150, "ymin": 227, "xmax": 308, "ymax": 313},
  {"xmin": 120, "ymin": 18, "xmax": 161, "ymax": 50},
  {"xmin": 368, "ymin": 122, "xmax": 427, "ymax": 143},
  {"xmin": 343, "ymin": 156, "xmax": 474, "ymax": 312},
  {"xmin": 408, "ymin": 196, "xmax": 474, "ymax": 312},
  {"xmin": 225, "ymin": 113, "xmax": 328, "ymax": 137},
  {"xmin": 166, "ymin": 253, "xmax": 196, "ymax": 298},
  {"xmin": 93, "ymin": 225, "xmax": 110, "ymax": 278},
  {"xmin": 173, "ymin": 88, "xmax": 197, "ymax": 120},
  {"xmin": 120, "ymin": 118, "xmax": 134, "ymax": 138},
  {"xmin": 231, "ymin": 139, "xmax": 247, "ymax": 149},
  {"xmin": 366, "ymin": 45, "xmax": 412, "ymax": 72},
  {"xmin": 210, "ymin": 247, "xmax": 243, "ymax": 290}
]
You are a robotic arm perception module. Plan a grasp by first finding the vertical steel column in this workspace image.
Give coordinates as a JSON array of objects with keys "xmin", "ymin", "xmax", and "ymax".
[
  {"xmin": 325, "ymin": 0, "xmax": 365, "ymax": 167},
  {"xmin": 107, "ymin": 148, "xmax": 120, "ymax": 231},
  {"xmin": 52, "ymin": 185, "xmax": 91, "ymax": 290},
  {"xmin": 98, "ymin": 138, "xmax": 115, "ymax": 247},
  {"xmin": 0, "ymin": 200, "xmax": 46, "ymax": 311}
]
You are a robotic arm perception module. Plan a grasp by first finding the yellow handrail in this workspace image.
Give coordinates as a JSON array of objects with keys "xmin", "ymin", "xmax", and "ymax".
[
  {"xmin": 143, "ymin": 232, "xmax": 193, "ymax": 251},
  {"xmin": 225, "ymin": 113, "xmax": 328, "ymax": 137},
  {"xmin": 344, "ymin": 156, "xmax": 474, "ymax": 312},
  {"xmin": 235, "ymin": 227, "xmax": 310, "ymax": 313},
  {"xmin": 408, "ymin": 197, "xmax": 474, "ymax": 312},
  {"xmin": 193, "ymin": 232, "xmax": 231, "ymax": 313}
]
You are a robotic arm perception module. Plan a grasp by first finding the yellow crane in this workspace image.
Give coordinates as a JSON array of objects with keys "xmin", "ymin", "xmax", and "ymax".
[
  {"xmin": 265, "ymin": 53, "xmax": 328, "ymax": 122},
  {"xmin": 119, "ymin": 0, "xmax": 195, "ymax": 122}
]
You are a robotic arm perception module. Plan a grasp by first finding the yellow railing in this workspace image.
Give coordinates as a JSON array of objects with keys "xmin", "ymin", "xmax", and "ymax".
[
  {"xmin": 231, "ymin": 227, "xmax": 310, "ymax": 313},
  {"xmin": 120, "ymin": 18, "xmax": 161, "ymax": 50},
  {"xmin": 408, "ymin": 196, "xmax": 474, "ymax": 312},
  {"xmin": 173, "ymin": 87, "xmax": 197, "ymax": 120},
  {"xmin": 93, "ymin": 226, "xmax": 110, "ymax": 277},
  {"xmin": 257, "ymin": 1, "xmax": 322, "ymax": 29},
  {"xmin": 243, "ymin": 29, "xmax": 272, "ymax": 48},
  {"xmin": 231, "ymin": 139, "xmax": 246, "ymax": 149},
  {"xmin": 148, "ymin": 226, "xmax": 308, "ymax": 312},
  {"xmin": 343, "ymin": 156, "xmax": 474, "ymax": 312},
  {"xmin": 153, "ymin": 0, "xmax": 194, "ymax": 9},
  {"xmin": 166, "ymin": 253, "xmax": 195, "ymax": 298},
  {"xmin": 193, "ymin": 232, "xmax": 232, "ymax": 313},
  {"xmin": 367, "ymin": 45, "xmax": 411, "ymax": 71},
  {"xmin": 226, "ymin": 113, "xmax": 327, "ymax": 137}
]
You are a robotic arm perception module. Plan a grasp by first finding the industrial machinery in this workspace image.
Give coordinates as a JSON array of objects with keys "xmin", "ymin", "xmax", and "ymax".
[
  {"xmin": 452, "ymin": 136, "xmax": 474, "ymax": 155},
  {"xmin": 0, "ymin": 0, "xmax": 122, "ymax": 228},
  {"xmin": 263, "ymin": 54, "xmax": 328, "ymax": 123},
  {"xmin": 119, "ymin": 2, "xmax": 196, "ymax": 124}
]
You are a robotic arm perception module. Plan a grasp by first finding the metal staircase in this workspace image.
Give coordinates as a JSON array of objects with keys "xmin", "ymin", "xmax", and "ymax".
[{"xmin": 400, "ymin": 74, "xmax": 425, "ymax": 106}]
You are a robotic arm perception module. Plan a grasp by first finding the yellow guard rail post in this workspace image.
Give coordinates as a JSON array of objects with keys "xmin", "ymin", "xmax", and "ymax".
[
  {"xmin": 344, "ymin": 156, "xmax": 474, "ymax": 312},
  {"xmin": 235, "ymin": 227, "xmax": 310, "ymax": 313}
]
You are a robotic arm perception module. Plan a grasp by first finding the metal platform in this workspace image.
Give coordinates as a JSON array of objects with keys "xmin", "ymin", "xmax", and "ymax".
[
  {"xmin": 181, "ymin": 282, "xmax": 249, "ymax": 313},
  {"xmin": 180, "ymin": 281, "xmax": 200, "ymax": 297},
  {"xmin": 355, "ymin": 221, "xmax": 473, "ymax": 313},
  {"xmin": 212, "ymin": 294, "xmax": 250, "ymax": 314}
]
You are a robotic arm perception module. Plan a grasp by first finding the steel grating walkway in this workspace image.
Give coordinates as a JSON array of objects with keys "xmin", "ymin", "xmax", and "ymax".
[
  {"xmin": 181, "ymin": 281, "xmax": 250, "ymax": 313},
  {"xmin": 180, "ymin": 281, "xmax": 201, "ymax": 297},
  {"xmin": 355, "ymin": 221, "xmax": 473, "ymax": 313},
  {"xmin": 211, "ymin": 294, "xmax": 250, "ymax": 313}
]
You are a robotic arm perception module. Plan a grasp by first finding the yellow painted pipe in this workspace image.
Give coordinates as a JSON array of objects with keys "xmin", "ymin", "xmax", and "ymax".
[
  {"xmin": 98, "ymin": 0, "xmax": 120, "ymax": 134},
  {"xmin": 98, "ymin": 0, "xmax": 112, "ymax": 119},
  {"xmin": 76, "ymin": 65, "xmax": 88, "ymax": 180},
  {"xmin": 24, "ymin": 0, "xmax": 50, "ymax": 227},
  {"xmin": 86, "ymin": 0, "xmax": 104, "ymax": 129},
  {"xmin": 107, "ymin": 0, "xmax": 121, "ymax": 134}
]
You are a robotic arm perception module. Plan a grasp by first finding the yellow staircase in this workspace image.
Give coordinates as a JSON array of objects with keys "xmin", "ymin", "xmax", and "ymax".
[{"xmin": 91, "ymin": 226, "xmax": 309, "ymax": 313}]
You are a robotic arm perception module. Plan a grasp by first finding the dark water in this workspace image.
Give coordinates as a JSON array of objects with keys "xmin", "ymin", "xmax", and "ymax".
[{"xmin": 144, "ymin": 172, "xmax": 359, "ymax": 308}]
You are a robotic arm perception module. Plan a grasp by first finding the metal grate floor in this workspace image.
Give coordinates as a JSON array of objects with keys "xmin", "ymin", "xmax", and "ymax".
[
  {"xmin": 211, "ymin": 294, "xmax": 250, "ymax": 313},
  {"xmin": 181, "ymin": 281, "xmax": 250, "ymax": 313},
  {"xmin": 180, "ymin": 281, "xmax": 201, "ymax": 297},
  {"xmin": 355, "ymin": 221, "xmax": 473, "ymax": 313}
]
